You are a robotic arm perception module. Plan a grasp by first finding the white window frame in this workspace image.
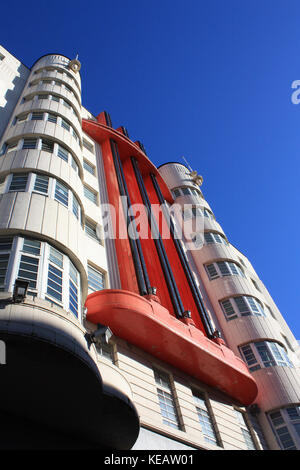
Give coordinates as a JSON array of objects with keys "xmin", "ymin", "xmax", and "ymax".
[
  {"xmin": 268, "ymin": 407, "xmax": 300, "ymax": 450},
  {"xmin": 234, "ymin": 408, "xmax": 257, "ymax": 450},
  {"xmin": 205, "ymin": 260, "xmax": 245, "ymax": 280},
  {"xmin": 239, "ymin": 341, "xmax": 293, "ymax": 371},
  {"xmin": 153, "ymin": 368, "xmax": 181, "ymax": 430},
  {"xmin": 2, "ymin": 235, "xmax": 82, "ymax": 319},
  {"xmin": 220, "ymin": 295, "xmax": 266, "ymax": 321}
]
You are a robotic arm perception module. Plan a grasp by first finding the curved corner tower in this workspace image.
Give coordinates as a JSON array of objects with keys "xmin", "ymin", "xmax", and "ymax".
[
  {"xmin": 158, "ymin": 162, "xmax": 300, "ymax": 450},
  {"xmin": 0, "ymin": 53, "xmax": 139, "ymax": 450}
]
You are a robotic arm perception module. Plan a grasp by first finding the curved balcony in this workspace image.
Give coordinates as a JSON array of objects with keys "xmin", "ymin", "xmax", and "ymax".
[
  {"xmin": 27, "ymin": 82, "xmax": 81, "ymax": 116},
  {"xmin": 15, "ymin": 98, "xmax": 82, "ymax": 135},
  {"xmin": 4, "ymin": 121, "xmax": 83, "ymax": 165},
  {"xmin": 82, "ymin": 119, "xmax": 173, "ymax": 204},
  {"xmin": 85, "ymin": 289, "xmax": 258, "ymax": 406},
  {"xmin": 32, "ymin": 69, "xmax": 81, "ymax": 94},
  {"xmin": 0, "ymin": 299, "xmax": 139, "ymax": 449}
]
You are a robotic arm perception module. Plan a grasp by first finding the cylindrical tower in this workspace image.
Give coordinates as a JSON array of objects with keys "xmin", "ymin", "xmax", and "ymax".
[
  {"xmin": 0, "ymin": 54, "xmax": 139, "ymax": 449},
  {"xmin": 158, "ymin": 162, "xmax": 300, "ymax": 450}
]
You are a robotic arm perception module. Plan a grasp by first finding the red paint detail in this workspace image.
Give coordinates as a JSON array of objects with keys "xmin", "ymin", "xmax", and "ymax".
[
  {"xmin": 122, "ymin": 157, "xmax": 176, "ymax": 315},
  {"xmin": 85, "ymin": 290, "xmax": 258, "ymax": 405},
  {"xmin": 99, "ymin": 138, "xmax": 139, "ymax": 294},
  {"xmin": 144, "ymin": 174, "xmax": 206, "ymax": 333},
  {"xmin": 82, "ymin": 118, "xmax": 173, "ymax": 204}
]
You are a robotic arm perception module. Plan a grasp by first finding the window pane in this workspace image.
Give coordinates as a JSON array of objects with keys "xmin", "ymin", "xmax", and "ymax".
[
  {"xmin": 84, "ymin": 186, "xmax": 97, "ymax": 204},
  {"xmin": 83, "ymin": 160, "xmax": 95, "ymax": 175},
  {"xmin": 47, "ymin": 264, "xmax": 63, "ymax": 301},
  {"xmin": 206, "ymin": 263, "xmax": 219, "ymax": 280},
  {"xmin": 0, "ymin": 253, "xmax": 10, "ymax": 289},
  {"xmin": 22, "ymin": 138, "xmax": 37, "ymax": 149},
  {"xmin": 41, "ymin": 138, "xmax": 54, "ymax": 153},
  {"xmin": 18, "ymin": 255, "xmax": 39, "ymax": 289},
  {"xmin": 23, "ymin": 239, "xmax": 41, "ymax": 255},
  {"xmin": 217, "ymin": 261, "xmax": 231, "ymax": 276},
  {"xmin": 9, "ymin": 174, "xmax": 28, "ymax": 192},
  {"xmin": 193, "ymin": 392, "xmax": 218, "ymax": 445},
  {"xmin": 221, "ymin": 299, "xmax": 237, "ymax": 319},
  {"xmin": 85, "ymin": 220, "xmax": 100, "ymax": 242},
  {"xmin": 87, "ymin": 265, "xmax": 104, "ymax": 291},
  {"xmin": 57, "ymin": 145, "xmax": 69, "ymax": 162},
  {"xmin": 55, "ymin": 181, "xmax": 69, "ymax": 207},
  {"xmin": 47, "ymin": 113, "xmax": 57, "ymax": 124},
  {"xmin": 33, "ymin": 174, "xmax": 49, "ymax": 194},
  {"xmin": 49, "ymin": 246, "xmax": 63, "ymax": 268},
  {"xmin": 31, "ymin": 112, "xmax": 44, "ymax": 121}
]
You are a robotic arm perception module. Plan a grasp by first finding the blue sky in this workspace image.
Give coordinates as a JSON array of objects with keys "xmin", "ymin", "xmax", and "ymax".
[{"xmin": 2, "ymin": 0, "xmax": 300, "ymax": 338}]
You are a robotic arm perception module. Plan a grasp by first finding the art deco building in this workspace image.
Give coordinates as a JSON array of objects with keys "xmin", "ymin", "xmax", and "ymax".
[{"xmin": 0, "ymin": 45, "xmax": 299, "ymax": 450}]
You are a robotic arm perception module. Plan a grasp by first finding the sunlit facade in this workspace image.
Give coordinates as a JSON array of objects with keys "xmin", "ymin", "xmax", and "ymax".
[{"xmin": 0, "ymin": 45, "xmax": 299, "ymax": 450}]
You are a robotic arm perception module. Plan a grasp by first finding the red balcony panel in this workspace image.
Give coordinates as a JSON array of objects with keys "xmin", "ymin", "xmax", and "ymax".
[{"xmin": 85, "ymin": 289, "xmax": 258, "ymax": 406}]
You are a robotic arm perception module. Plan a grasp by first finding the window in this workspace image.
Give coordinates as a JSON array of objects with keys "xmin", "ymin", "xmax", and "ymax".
[
  {"xmin": 31, "ymin": 112, "xmax": 44, "ymax": 121},
  {"xmin": 51, "ymin": 94, "xmax": 60, "ymax": 102},
  {"xmin": 251, "ymin": 279, "xmax": 261, "ymax": 292},
  {"xmin": 171, "ymin": 186, "xmax": 203, "ymax": 199},
  {"xmin": 16, "ymin": 113, "xmax": 28, "ymax": 123},
  {"xmin": 41, "ymin": 138, "xmax": 54, "ymax": 153},
  {"xmin": 204, "ymin": 232, "xmax": 228, "ymax": 246},
  {"xmin": 205, "ymin": 260, "xmax": 245, "ymax": 280},
  {"xmin": 235, "ymin": 409, "xmax": 256, "ymax": 450},
  {"xmin": 69, "ymin": 261, "xmax": 79, "ymax": 317},
  {"xmin": 18, "ymin": 239, "xmax": 41, "ymax": 292},
  {"xmin": 55, "ymin": 180, "xmax": 69, "ymax": 207},
  {"xmin": 1, "ymin": 140, "xmax": 18, "ymax": 155},
  {"xmin": 87, "ymin": 265, "xmax": 105, "ymax": 292},
  {"xmin": 72, "ymin": 194, "xmax": 80, "ymax": 220},
  {"xmin": 71, "ymin": 157, "xmax": 79, "ymax": 174},
  {"xmin": 220, "ymin": 296, "xmax": 265, "ymax": 321},
  {"xmin": 0, "ymin": 237, "xmax": 83, "ymax": 313},
  {"xmin": 22, "ymin": 138, "xmax": 37, "ymax": 150},
  {"xmin": 193, "ymin": 391, "xmax": 219, "ymax": 446},
  {"xmin": 33, "ymin": 174, "xmax": 49, "ymax": 194},
  {"xmin": 85, "ymin": 220, "xmax": 101, "ymax": 243},
  {"xmin": 269, "ymin": 410, "xmax": 297, "ymax": 450},
  {"xmin": 57, "ymin": 144, "xmax": 69, "ymax": 162},
  {"xmin": 3, "ymin": 171, "xmax": 80, "ymax": 220},
  {"xmin": 47, "ymin": 113, "xmax": 57, "ymax": 124},
  {"xmin": 153, "ymin": 369, "xmax": 181, "ymax": 430},
  {"xmin": 83, "ymin": 138, "xmax": 94, "ymax": 153},
  {"xmin": 84, "ymin": 185, "xmax": 98, "ymax": 205},
  {"xmin": 239, "ymin": 341, "xmax": 293, "ymax": 371},
  {"xmin": 0, "ymin": 238, "xmax": 13, "ymax": 291},
  {"xmin": 61, "ymin": 118, "xmax": 70, "ymax": 131},
  {"xmin": 9, "ymin": 174, "xmax": 28, "ymax": 192},
  {"xmin": 83, "ymin": 160, "xmax": 95, "ymax": 175}
]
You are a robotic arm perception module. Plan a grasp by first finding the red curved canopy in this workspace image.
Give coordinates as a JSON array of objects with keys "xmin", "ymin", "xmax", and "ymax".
[{"xmin": 85, "ymin": 289, "xmax": 258, "ymax": 406}]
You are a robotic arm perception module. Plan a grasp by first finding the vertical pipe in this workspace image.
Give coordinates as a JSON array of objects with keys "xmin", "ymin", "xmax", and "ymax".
[
  {"xmin": 150, "ymin": 173, "xmax": 217, "ymax": 338},
  {"xmin": 131, "ymin": 157, "xmax": 185, "ymax": 319},
  {"xmin": 110, "ymin": 140, "xmax": 151, "ymax": 296}
]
